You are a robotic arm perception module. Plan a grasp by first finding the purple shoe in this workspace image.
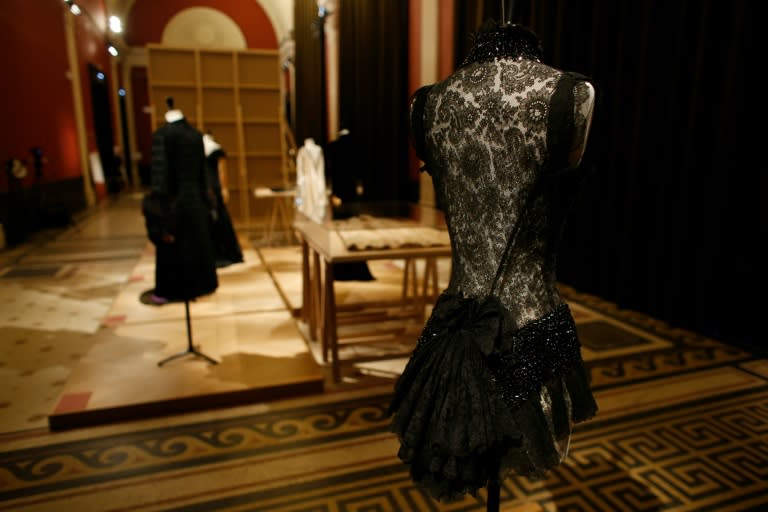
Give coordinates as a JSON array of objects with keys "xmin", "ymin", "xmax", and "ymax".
[
  {"xmin": 140, "ymin": 289, "xmax": 170, "ymax": 306},
  {"xmin": 150, "ymin": 294, "xmax": 169, "ymax": 305}
]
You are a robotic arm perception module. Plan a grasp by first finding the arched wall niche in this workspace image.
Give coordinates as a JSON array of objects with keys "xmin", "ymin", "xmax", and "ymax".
[
  {"xmin": 161, "ymin": 7, "xmax": 246, "ymax": 49},
  {"xmin": 122, "ymin": 0, "xmax": 291, "ymax": 49}
]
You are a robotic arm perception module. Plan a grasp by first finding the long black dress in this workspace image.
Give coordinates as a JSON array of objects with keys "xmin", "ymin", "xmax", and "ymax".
[
  {"xmin": 325, "ymin": 130, "xmax": 375, "ymax": 281},
  {"xmin": 203, "ymin": 137, "xmax": 244, "ymax": 268},
  {"xmin": 388, "ymin": 23, "xmax": 598, "ymax": 501},
  {"xmin": 150, "ymin": 115, "xmax": 218, "ymax": 301}
]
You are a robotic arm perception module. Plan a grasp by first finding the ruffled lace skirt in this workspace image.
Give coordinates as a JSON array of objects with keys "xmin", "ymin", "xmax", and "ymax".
[{"xmin": 388, "ymin": 294, "xmax": 598, "ymax": 501}]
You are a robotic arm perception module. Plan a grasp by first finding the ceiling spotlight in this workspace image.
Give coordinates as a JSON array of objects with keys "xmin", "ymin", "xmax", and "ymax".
[
  {"xmin": 109, "ymin": 15, "xmax": 123, "ymax": 34},
  {"xmin": 70, "ymin": 3, "xmax": 81, "ymax": 15},
  {"xmin": 107, "ymin": 44, "xmax": 119, "ymax": 57}
]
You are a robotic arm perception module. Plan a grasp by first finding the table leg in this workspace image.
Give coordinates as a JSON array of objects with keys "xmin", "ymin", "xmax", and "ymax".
[
  {"xmin": 423, "ymin": 256, "xmax": 438, "ymax": 298},
  {"xmin": 323, "ymin": 260, "xmax": 340, "ymax": 382},
  {"xmin": 401, "ymin": 258, "xmax": 413, "ymax": 303},
  {"xmin": 418, "ymin": 257, "xmax": 438, "ymax": 322},
  {"xmin": 300, "ymin": 239, "xmax": 310, "ymax": 325},
  {"xmin": 312, "ymin": 250, "xmax": 323, "ymax": 354}
]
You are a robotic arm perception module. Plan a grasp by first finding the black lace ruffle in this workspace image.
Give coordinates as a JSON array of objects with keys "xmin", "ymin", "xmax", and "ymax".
[{"xmin": 388, "ymin": 296, "xmax": 597, "ymax": 501}]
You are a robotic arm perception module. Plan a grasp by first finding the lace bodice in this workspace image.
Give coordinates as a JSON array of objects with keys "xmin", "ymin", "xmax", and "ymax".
[{"xmin": 411, "ymin": 58, "xmax": 593, "ymax": 329}]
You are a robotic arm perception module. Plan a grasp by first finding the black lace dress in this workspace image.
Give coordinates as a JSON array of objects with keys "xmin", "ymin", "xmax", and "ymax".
[
  {"xmin": 205, "ymin": 147, "xmax": 244, "ymax": 268},
  {"xmin": 388, "ymin": 24, "xmax": 598, "ymax": 501}
]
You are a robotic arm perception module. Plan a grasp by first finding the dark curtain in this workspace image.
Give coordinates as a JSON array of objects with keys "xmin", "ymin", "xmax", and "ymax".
[
  {"xmin": 453, "ymin": 1, "xmax": 762, "ymax": 351},
  {"xmin": 337, "ymin": 0, "xmax": 410, "ymax": 204},
  {"xmin": 293, "ymin": 0, "xmax": 324, "ymax": 146}
]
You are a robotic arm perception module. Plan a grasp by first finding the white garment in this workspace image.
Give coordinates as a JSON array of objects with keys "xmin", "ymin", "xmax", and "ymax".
[
  {"xmin": 295, "ymin": 138, "xmax": 328, "ymax": 223},
  {"xmin": 165, "ymin": 109, "xmax": 184, "ymax": 123},
  {"xmin": 202, "ymin": 133, "xmax": 221, "ymax": 157}
]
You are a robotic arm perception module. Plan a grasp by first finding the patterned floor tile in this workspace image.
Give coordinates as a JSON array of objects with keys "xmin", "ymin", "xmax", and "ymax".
[{"xmin": 0, "ymin": 192, "xmax": 765, "ymax": 512}]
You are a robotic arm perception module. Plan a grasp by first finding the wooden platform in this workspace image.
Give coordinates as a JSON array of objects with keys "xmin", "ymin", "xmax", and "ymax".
[{"xmin": 47, "ymin": 242, "xmax": 326, "ymax": 431}]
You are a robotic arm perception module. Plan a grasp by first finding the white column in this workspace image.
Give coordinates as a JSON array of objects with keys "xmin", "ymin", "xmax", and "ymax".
[{"xmin": 63, "ymin": 5, "xmax": 96, "ymax": 206}]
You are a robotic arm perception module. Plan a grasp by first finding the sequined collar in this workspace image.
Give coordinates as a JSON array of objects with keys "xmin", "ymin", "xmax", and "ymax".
[{"xmin": 461, "ymin": 21, "xmax": 543, "ymax": 68}]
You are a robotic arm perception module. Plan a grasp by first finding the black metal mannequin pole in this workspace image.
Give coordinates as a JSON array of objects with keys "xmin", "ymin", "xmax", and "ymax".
[
  {"xmin": 157, "ymin": 300, "xmax": 219, "ymax": 366},
  {"xmin": 317, "ymin": 7, "xmax": 328, "ymax": 148},
  {"xmin": 486, "ymin": 455, "xmax": 501, "ymax": 512},
  {"xmin": 487, "ymin": 479, "xmax": 500, "ymax": 512}
]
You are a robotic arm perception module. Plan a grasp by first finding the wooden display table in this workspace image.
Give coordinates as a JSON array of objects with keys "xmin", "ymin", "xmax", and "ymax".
[{"xmin": 293, "ymin": 208, "xmax": 450, "ymax": 382}]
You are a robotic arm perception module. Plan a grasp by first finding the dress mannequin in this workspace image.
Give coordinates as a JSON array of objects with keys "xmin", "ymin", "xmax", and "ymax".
[
  {"xmin": 326, "ymin": 128, "xmax": 363, "ymax": 219},
  {"xmin": 295, "ymin": 138, "xmax": 328, "ymax": 224},
  {"xmin": 203, "ymin": 132, "xmax": 244, "ymax": 268},
  {"xmin": 389, "ymin": 21, "xmax": 598, "ymax": 504},
  {"xmin": 326, "ymin": 128, "xmax": 375, "ymax": 281},
  {"xmin": 147, "ymin": 97, "xmax": 218, "ymax": 303}
]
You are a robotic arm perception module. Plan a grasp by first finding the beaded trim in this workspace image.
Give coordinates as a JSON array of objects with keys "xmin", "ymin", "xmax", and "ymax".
[{"xmin": 461, "ymin": 21, "xmax": 544, "ymax": 67}]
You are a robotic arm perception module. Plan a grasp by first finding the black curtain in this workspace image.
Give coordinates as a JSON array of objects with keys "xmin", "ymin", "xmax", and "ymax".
[
  {"xmin": 452, "ymin": 1, "xmax": 762, "ymax": 351},
  {"xmin": 293, "ymin": 0, "xmax": 324, "ymax": 147},
  {"xmin": 337, "ymin": 0, "xmax": 410, "ymax": 204}
]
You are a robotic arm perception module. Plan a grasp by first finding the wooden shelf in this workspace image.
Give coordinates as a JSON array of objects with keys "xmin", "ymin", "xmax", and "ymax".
[
  {"xmin": 238, "ymin": 84, "xmax": 281, "ymax": 91},
  {"xmin": 200, "ymin": 51, "xmax": 234, "ymax": 85},
  {"xmin": 244, "ymin": 150, "xmax": 282, "ymax": 157},
  {"xmin": 201, "ymin": 83, "xmax": 238, "ymax": 89},
  {"xmin": 147, "ymin": 44, "xmax": 287, "ymax": 227},
  {"xmin": 148, "ymin": 49, "xmax": 196, "ymax": 82},
  {"xmin": 150, "ymin": 81, "xmax": 197, "ymax": 88}
]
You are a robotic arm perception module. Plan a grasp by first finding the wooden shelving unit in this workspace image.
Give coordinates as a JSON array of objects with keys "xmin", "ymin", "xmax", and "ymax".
[{"xmin": 146, "ymin": 45, "xmax": 287, "ymax": 227}]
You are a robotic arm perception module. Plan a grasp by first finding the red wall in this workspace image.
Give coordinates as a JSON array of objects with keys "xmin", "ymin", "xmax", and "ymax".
[
  {"xmin": 0, "ymin": 0, "xmax": 276, "ymax": 196},
  {"xmin": 0, "ymin": 0, "xmax": 111, "ymax": 192},
  {"xmin": 125, "ymin": 0, "xmax": 277, "ymax": 49}
]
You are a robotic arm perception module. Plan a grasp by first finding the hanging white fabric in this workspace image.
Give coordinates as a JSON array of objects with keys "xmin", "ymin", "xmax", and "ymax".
[{"xmin": 294, "ymin": 138, "xmax": 328, "ymax": 223}]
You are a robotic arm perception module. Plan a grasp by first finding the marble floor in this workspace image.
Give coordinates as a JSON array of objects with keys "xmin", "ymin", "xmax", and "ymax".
[
  {"xmin": 0, "ymin": 191, "xmax": 423, "ymax": 435},
  {"xmin": 0, "ymin": 190, "xmax": 766, "ymax": 511}
]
